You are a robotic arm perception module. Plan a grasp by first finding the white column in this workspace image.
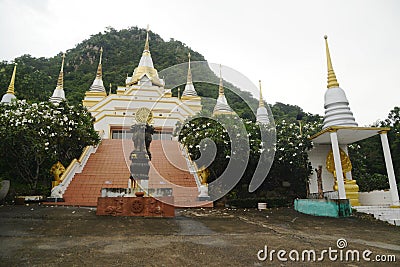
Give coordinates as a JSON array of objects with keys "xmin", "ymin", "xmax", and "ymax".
[
  {"xmin": 330, "ymin": 131, "xmax": 346, "ymax": 199},
  {"xmin": 380, "ymin": 132, "xmax": 400, "ymax": 206}
]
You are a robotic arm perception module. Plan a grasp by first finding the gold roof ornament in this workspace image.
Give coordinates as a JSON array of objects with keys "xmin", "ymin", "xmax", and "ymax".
[
  {"xmin": 6, "ymin": 63, "xmax": 17, "ymax": 95},
  {"xmin": 258, "ymin": 80, "xmax": 264, "ymax": 108},
  {"xmin": 324, "ymin": 35, "xmax": 340, "ymax": 89},
  {"xmin": 218, "ymin": 64, "xmax": 224, "ymax": 95},
  {"xmin": 56, "ymin": 53, "xmax": 66, "ymax": 90},
  {"xmin": 144, "ymin": 24, "xmax": 150, "ymax": 52},
  {"xmin": 127, "ymin": 25, "xmax": 163, "ymax": 87},
  {"xmin": 187, "ymin": 52, "xmax": 192, "ymax": 84},
  {"xmin": 96, "ymin": 47, "xmax": 103, "ymax": 78}
]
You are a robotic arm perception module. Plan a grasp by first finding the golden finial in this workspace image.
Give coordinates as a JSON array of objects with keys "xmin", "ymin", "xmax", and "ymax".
[
  {"xmin": 218, "ymin": 64, "xmax": 224, "ymax": 95},
  {"xmin": 6, "ymin": 63, "xmax": 17, "ymax": 95},
  {"xmin": 324, "ymin": 35, "xmax": 339, "ymax": 88},
  {"xmin": 258, "ymin": 80, "xmax": 264, "ymax": 108},
  {"xmin": 96, "ymin": 47, "xmax": 103, "ymax": 78},
  {"xmin": 56, "ymin": 53, "xmax": 65, "ymax": 89},
  {"xmin": 187, "ymin": 52, "xmax": 193, "ymax": 84},
  {"xmin": 144, "ymin": 25, "xmax": 150, "ymax": 51},
  {"xmin": 99, "ymin": 47, "xmax": 103, "ymax": 65},
  {"xmin": 109, "ymin": 83, "xmax": 112, "ymax": 95},
  {"xmin": 178, "ymin": 87, "xmax": 180, "ymax": 99}
]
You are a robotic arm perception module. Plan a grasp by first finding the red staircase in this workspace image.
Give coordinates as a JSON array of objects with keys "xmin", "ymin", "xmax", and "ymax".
[{"xmin": 59, "ymin": 139, "xmax": 212, "ymax": 207}]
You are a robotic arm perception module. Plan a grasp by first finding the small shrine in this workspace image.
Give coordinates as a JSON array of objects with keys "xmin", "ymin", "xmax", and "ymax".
[{"xmin": 296, "ymin": 36, "xmax": 399, "ymax": 219}]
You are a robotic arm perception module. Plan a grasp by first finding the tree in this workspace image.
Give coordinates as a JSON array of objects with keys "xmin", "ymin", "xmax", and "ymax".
[
  {"xmin": 178, "ymin": 113, "xmax": 320, "ymax": 201},
  {"xmin": 0, "ymin": 100, "xmax": 99, "ymax": 193},
  {"xmin": 348, "ymin": 106, "xmax": 400, "ymax": 192}
]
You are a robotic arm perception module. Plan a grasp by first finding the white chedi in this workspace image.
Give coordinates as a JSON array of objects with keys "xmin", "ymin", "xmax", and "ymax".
[
  {"xmin": 322, "ymin": 35, "xmax": 357, "ymax": 129},
  {"xmin": 323, "ymin": 86, "xmax": 357, "ymax": 129},
  {"xmin": 256, "ymin": 80, "xmax": 269, "ymax": 124}
]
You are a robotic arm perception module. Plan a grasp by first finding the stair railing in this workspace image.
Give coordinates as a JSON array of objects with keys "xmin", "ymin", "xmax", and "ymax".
[{"xmin": 180, "ymin": 143, "xmax": 202, "ymax": 191}]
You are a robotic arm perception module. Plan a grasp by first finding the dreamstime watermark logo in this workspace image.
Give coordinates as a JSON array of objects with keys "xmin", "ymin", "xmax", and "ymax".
[
  {"xmin": 121, "ymin": 62, "xmax": 276, "ymax": 206},
  {"xmin": 257, "ymin": 238, "xmax": 397, "ymax": 263}
]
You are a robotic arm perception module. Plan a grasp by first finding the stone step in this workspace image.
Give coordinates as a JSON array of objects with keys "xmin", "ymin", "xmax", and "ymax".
[{"xmin": 58, "ymin": 139, "xmax": 209, "ymax": 207}]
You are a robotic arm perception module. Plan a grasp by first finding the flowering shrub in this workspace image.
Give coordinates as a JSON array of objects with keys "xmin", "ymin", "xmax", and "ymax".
[
  {"xmin": 178, "ymin": 113, "xmax": 321, "ymax": 199},
  {"xmin": 0, "ymin": 100, "xmax": 99, "ymax": 192}
]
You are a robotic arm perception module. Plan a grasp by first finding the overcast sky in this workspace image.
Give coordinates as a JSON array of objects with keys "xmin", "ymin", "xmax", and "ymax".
[{"xmin": 0, "ymin": 0, "xmax": 399, "ymax": 125}]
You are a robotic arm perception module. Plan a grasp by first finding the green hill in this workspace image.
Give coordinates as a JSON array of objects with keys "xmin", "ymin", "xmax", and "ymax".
[{"xmin": 0, "ymin": 26, "xmax": 317, "ymax": 122}]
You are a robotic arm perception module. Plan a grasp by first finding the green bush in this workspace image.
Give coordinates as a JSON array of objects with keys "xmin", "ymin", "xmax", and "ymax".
[{"xmin": 357, "ymin": 173, "xmax": 389, "ymax": 192}]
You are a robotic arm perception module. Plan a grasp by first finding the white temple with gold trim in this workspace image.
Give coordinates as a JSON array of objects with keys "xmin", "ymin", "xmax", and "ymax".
[{"xmin": 82, "ymin": 28, "xmax": 202, "ymax": 139}]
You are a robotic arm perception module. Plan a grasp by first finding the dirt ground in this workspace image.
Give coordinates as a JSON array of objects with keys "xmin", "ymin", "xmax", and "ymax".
[{"xmin": 0, "ymin": 204, "xmax": 399, "ymax": 266}]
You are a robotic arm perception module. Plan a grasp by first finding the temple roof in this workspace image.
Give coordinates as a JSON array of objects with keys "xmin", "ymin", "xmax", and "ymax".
[{"xmin": 128, "ymin": 26, "xmax": 163, "ymax": 87}]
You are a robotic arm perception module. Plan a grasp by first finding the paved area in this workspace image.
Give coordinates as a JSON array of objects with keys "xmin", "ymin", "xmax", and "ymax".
[{"xmin": 0, "ymin": 204, "xmax": 399, "ymax": 266}]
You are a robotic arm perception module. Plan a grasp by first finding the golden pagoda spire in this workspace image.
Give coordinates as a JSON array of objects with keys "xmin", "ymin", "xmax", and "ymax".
[
  {"xmin": 56, "ymin": 53, "xmax": 65, "ymax": 89},
  {"xmin": 324, "ymin": 35, "xmax": 339, "ymax": 89},
  {"xmin": 258, "ymin": 80, "xmax": 264, "ymax": 108},
  {"xmin": 96, "ymin": 47, "xmax": 103, "ymax": 78},
  {"xmin": 144, "ymin": 25, "xmax": 150, "ymax": 51},
  {"xmin": 187, "ymin": 52, "xmax": 193, "ymax": 84},
  {"xmin": 218, "ymin": 64, "xmax": 224, "ymax": 95},
  {"xmin": 6, "ymin": 63, "xmax": 17, "ymax": 95},
  {"xmin": 109, "ymin": 83, "xmax": 112, "ymax": 95}
]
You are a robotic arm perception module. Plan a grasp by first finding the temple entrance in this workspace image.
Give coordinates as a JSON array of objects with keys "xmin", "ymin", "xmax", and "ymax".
[{"xmin": 111, "ymin": 127, "xmax": 173, "ymax": 140}]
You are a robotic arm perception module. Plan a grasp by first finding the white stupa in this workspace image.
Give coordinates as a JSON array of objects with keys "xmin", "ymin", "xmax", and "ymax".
[
  {"xmin": 256, "ymin": 80, "xmax": 269, "ymax": 124},
  {"xmin": 89, "ymin": 47, "xmax": 106, "ymax": 93},
  {"xmin": 1, "ymin": 63, "xmax": 17, "ymax": 103},
  {"xmin": 213, "ymin": 65, "xmax": 234, "ymax": 116},
  {"xmin": 49, "ymin": 54, "xmax": 67, "ymax": 104},
  {"xmin": 181, "ymin": 52, "xmax": 198, "ymax": 98},
  {"xmin": 322, "ymin": 35, "xmax": 357, "ymax": 129}
]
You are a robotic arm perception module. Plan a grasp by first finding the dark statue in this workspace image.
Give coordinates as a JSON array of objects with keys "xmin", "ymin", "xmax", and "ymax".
[{"xmin": 129, "ymin": 122, "xmax": 154, "ymax": 181}]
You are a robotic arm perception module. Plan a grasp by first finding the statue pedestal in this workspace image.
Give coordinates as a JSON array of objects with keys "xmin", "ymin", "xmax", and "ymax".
[
  {"xmin": 334, "ymin": 180, "xmax": 360, "ymax": 206},
  {"xmin": 96, "ymin": 193, "xmax": 175, "ymax": 217},
  {"xmin": 130, "ymin": 151, "xmax": 150, "ymax": 180},
  {"xmin": 198, "ymin": 184, "xmax": 210, "ymax": 201}
]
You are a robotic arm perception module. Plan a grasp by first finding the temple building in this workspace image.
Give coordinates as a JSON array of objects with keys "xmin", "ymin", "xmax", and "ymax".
[
  {"xmin": 49, "ymin": 54, "xmax": 67, "ymax": 104},
  {"xmin": 1, "ymin": 63, "xmax": 17, "ymax": 103},
  {"xmin": 82, "ymin": 28, "xmax": 202, "ymax": 139}
]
